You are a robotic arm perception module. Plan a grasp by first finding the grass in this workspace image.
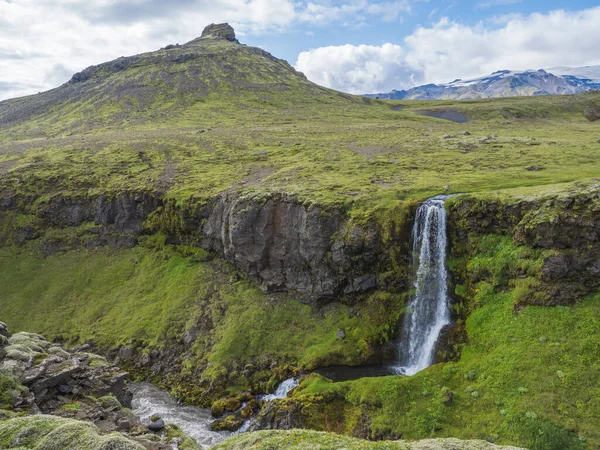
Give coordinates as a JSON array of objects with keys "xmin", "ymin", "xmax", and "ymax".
[
  {"xmin": 293, "ymin": 235, "xmax": 598, "ymax": 449},
  {"xmin": 0, "ymin": 37, "xmax": 599, "ymax": 214},
  {"xmin": 0, "ymin": 239, "xmax": 404, "ymax": 402},
  {"xmin": 213, "ymin": 429, "xmax": 524, "ymax": 449}
]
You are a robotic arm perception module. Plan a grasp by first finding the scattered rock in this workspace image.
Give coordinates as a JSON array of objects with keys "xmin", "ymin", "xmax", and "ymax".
[
  {"xmin": 147, "ymin": 415, "xmax": 166, "ymax": 432},
  {"xmin": 525, "ymin": 165, "xmax": 543, "ymax": 171},
  {"xmin": 117, "ymin": 346, "xmax": 134, "ymax": 361},
  {"xmin": 443, "ymin": 185, "xmax": 450, "ymax": 192},
  {"xmin": 0, "ymin": 321, "xmax": 9, "ymax": 338},
  {"xmin": 583, "ymin": 106, "xmax": 600, "ymax": 122},
  {"xmin": 336, "ymin": 329, "xmax": 346, "ymax": 340},
  {"xmin": 460, "ymin": 131, "xmax": 471, "ymax": 135},
  {"xmin": 443, "ymin": 134, "xmax": 457, "ymax": 139}
]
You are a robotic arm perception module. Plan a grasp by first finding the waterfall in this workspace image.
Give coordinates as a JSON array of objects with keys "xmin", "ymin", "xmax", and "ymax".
[
  {"xmin": 236, "ymin": 377, "xmax": 299, "ymax": 434},
  {"xmin": 260, "ymin": 377, "xmax": 299, "ymax": 402},
  {"xmin": 396, "ymin": 195, "xmax": 451, "ymax": 376}
]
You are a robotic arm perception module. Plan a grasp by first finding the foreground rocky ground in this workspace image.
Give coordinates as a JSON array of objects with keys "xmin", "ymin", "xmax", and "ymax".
[{"xmin": 0, "ymin": 321, "xmax": 200, "ymax": 449}]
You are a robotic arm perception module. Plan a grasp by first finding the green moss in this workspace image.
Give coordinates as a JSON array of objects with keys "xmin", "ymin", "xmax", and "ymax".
[
  {"xmin": 293, "ymin": 235, "xmax": 599, "ymax": 449},
  {"xmin": 0, "ymin": 242, "xmax": 402, "ymax": 403},
  {"xmin": 0, "ymin": 372, "xmax": 24, "ymax": 409},
  {"xmin": 213, "ymin": 429, "xmax": 525, "ymax": 449},
  {"xmin": 0, "ymin": 415, "xmax": 146, "ymax": 449},
  {"xmin": 165, "ymin": 423, "xmax": 201, "ymax": 450}
]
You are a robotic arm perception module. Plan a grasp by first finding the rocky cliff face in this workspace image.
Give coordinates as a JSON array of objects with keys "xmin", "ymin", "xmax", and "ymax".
[
  {"xmin": 447, "ymin": 182, "xmax": 600, "ymax": 306},
  {"xmin": 0, "ymin": 192, "xmax": 411, "ymax": 299},
  {"xmin": 200, "ymin": 195, "xmax": 383, "ymax": 297}
]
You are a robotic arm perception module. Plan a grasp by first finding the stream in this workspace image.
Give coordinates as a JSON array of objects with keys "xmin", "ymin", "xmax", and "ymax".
[{"xmin": 130, "ymin": 382, "xmax": 230, "ymax": 449}]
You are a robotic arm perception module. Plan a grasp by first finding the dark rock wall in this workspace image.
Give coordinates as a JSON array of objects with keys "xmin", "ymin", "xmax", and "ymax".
[
  {"xmin": 200, "ymin": 195, "xmax": 382, "ymax": 297},
  {"xmin": 0, "ymin": 192, "xmax": 412, "ymax": 299}
]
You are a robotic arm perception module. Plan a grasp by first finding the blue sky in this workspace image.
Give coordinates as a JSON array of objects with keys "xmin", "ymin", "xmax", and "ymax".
[
  {"xmin": 250, "ymin": 0, "xmax": 600, "ymax": 64},
  {"xmin": 1, "ymin": 0, "xmax": 600, "ymax": 100}
]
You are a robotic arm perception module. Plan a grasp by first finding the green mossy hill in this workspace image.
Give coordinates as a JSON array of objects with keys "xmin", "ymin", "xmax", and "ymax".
[
  {"xmin": 1, "ymin": 22, "xmax": 599, "ymax": 208},
  {"xmin": 1, "ymin": 92, "xmax": 598, "ymax": 209},
  {"xmin": 271, "ymin": 234, "xmax": 599, "ymax": 449},
  {"xmin": 0, "ymin": 24, "xmax": 344, "ymax": 136},
  {"xmin": 0, "ymin": 415, "xmax": 145, "ymax": 449},
  {"xmin": 0, "ymin": 241, "xmax": 404, "ymax": 405},
  {"xmin": 213, "ymin": 430, "xmax": 525, "ymax": 450}
]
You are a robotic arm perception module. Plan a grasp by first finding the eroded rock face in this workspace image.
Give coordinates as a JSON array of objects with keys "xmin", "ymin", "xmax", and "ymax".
[
  {"xmin": 1, "ymin": 192, "xmax": 410, "ymax": 299},
  {"xmin": 201, "ymin": 195, "xmax": 382, "ymax": 297}
]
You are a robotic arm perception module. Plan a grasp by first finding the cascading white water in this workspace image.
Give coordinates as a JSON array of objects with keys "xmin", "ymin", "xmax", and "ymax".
[
  {"xmin": 129, "ymin": 382, "xmax": 230, "ymax": 449},
  {"xmin": 236, "ymin": 377, "xmax": 299, "ymax": 434},
  {"xmin": 396, "ymin": 195, "xmax": 451, "ymax": 376},
  {"xmin": 260, "ymin": 377, "xmax": 299, "ymax": 402}
]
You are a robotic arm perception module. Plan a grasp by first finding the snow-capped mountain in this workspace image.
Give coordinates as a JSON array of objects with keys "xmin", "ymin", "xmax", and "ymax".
[{"xmin": 366, "ymin": 66, "xmax": 600, "ymax": 100}]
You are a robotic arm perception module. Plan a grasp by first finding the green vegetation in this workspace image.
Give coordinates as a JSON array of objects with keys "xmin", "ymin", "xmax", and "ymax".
[
  {"xmin": 292, "ymin": 235, "xmax": 598, "ymax": 449},
  {"xmin": 0, "ymin": 415, "xmax": 145, "ymax": 449},
  {"xmin": 0, "ymin": 239, "xmax": 403, "ymax": 403},
  {"xmin": 1, "ymin": 33, "xmax": 599, "ymax": 213},
  {"xmin": 213, "ymin": 429, "xmax": 524, "ymax": 450},
  {"xmin": 0, "ymin": 372, "xmax": 26, "ymax": 410}
]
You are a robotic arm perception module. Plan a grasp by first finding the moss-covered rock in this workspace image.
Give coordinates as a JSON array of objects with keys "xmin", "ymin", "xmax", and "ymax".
[
  {"xmin": 210, "ymin": 414, "xmax": 246, "ymax": 432},
  {"xmin": 0, "ymin": 415, "xmax": 146, "ymax": 449},
  {"xmin": 213, "ymin": 429, "xmax": 526, "ymax": 449},
  {"xmin": 211, "ymin": 397, "xmax": 242, "ymax": 417}
]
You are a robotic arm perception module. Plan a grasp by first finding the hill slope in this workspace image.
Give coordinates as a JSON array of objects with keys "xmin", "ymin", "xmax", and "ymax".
[{"xmin": 0, "ymin": 23, "xmax": 357, "ymax": 137}]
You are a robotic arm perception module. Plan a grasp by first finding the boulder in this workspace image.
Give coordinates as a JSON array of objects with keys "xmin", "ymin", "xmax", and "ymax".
[
  {"xmin": 0, "ymin": 321, "xmax": 9, "ymax": 338},
  {"xmin": 147, "ymin": 415, "xmax": 165, "ymax": 432}
]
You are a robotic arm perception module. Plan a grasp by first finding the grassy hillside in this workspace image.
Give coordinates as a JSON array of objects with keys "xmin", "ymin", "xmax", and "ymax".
[
  {"xmin": 0, "ymin": 238, "xmax": 403, "ymax": 402},
  {"xmin": 1, "ymin": 28, "xmax": 599, "ymax": 211}
]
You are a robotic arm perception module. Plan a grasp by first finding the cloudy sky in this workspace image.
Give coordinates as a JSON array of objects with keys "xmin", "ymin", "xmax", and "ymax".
[{"xmin": 1, "ymin": 0, "xmax": 600, "ymax": 100}]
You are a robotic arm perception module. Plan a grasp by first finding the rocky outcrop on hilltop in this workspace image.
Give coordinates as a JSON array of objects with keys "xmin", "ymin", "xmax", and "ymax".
[{"xmin": 200, "ymin": 23, "xmax": 238, "ymax": 42}]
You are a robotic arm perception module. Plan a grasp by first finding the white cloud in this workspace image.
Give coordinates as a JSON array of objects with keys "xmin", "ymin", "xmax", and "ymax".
[
  {"xmin": 296, "ymin": 6, "xmax": 600, "ymax": 93},
  {"xmin": 296, "ymin": 43, "xmax": 413, "ymax": 94},
  {"xmin": 297, "ymin": 0, "xmax": 410, "ymax": 26},
  {"xmin": 0, "ymin": 0, "xmax": 410, "ymax": 101},
  {"xmin": 475, "ymin": 0, "xmax": 522, "ymax": 10}
]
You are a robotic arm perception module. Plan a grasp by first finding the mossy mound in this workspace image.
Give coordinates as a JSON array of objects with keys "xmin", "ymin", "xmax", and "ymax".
[
  {"xmin": 213, "ymin": 429, "xmax": 525, "ymax": 449},
  {"xmin": 0, "ymin": 414, "xmax": 145, "ymax": 449}
]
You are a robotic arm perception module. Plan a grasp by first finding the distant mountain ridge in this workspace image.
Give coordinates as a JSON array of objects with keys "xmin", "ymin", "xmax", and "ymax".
[{"xmin": 366, "ymin": 66, "xmax": 600, "ymax": 100}]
